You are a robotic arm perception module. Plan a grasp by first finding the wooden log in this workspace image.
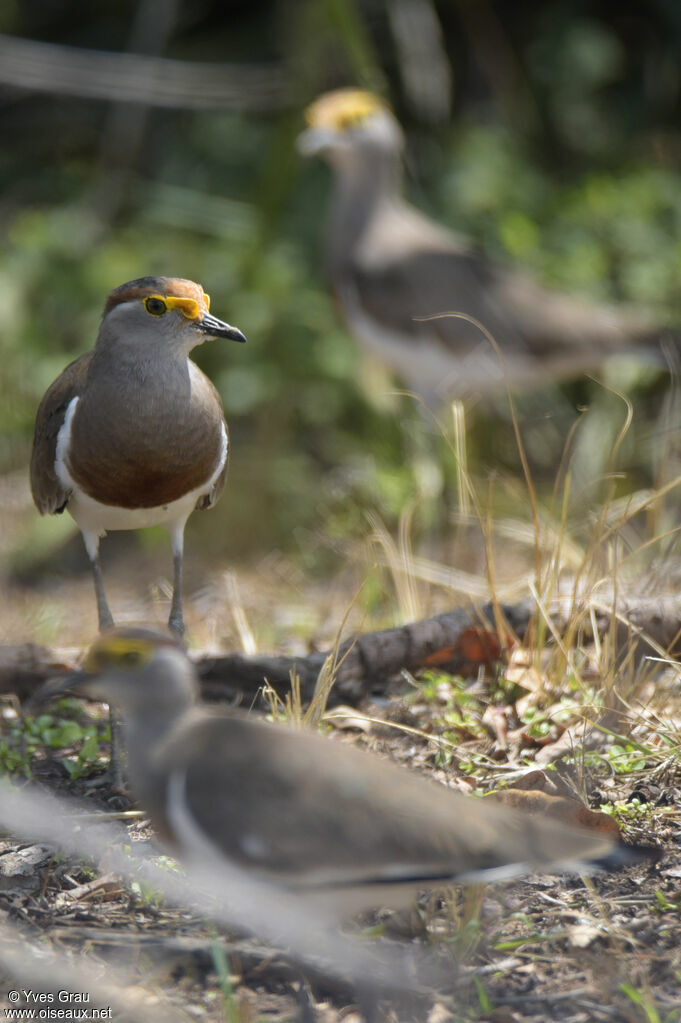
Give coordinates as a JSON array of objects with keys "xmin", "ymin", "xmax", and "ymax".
[
  {"xmin": 197, "ymin": 600, "xmax": 533, "ymax": 706},
  {"xmin": 2, "ymin": 594, "xmax": 679, "ymax": 709}
]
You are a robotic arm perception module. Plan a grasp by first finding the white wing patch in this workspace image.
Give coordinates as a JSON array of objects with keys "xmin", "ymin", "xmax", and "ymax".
[
  {"xmin": 52, "ymin": 398, "xmax": 228, "ymax": 559},
  {"xmin": 54, "ymin": 395, "xmax": 79, "ymax": 494},
  {"xmin": 166, "ymin": 768, "xmax": 235, "ymax": 868},
  {"xmin": 166, "ymin": 769, "xmax": 270, "ymax": 867}
]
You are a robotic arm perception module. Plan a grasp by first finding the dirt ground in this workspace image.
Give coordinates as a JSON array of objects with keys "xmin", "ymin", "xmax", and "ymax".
[{"xmin": 0, "ymin": 559, "xmax": 680, "ymax": 1023}]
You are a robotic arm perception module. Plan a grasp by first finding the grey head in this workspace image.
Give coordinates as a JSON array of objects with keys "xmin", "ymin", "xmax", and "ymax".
[
  {"xmin": 37, "ymin": 628, "xmax": 198, "ymax": 723},
  {"xmin": 95, "ymin": 276, "xmax": 246, "ymax": 360},
  {"xmin": 297, "ymin": 88, "xmax": 404, "ymax": 170}
]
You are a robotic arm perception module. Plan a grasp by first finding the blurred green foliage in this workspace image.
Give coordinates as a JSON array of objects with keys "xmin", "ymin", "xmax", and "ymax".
[
  {"xmin": 0, "ymin": 700, "xmax": 109, "ymax": 779},
  {"xmin": 2, "ymin": 0, "xmax": 681, "ymax": 565}
]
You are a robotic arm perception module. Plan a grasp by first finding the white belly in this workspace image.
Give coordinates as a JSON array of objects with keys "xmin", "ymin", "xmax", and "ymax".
[
  {"xmin": 67, "ymin": 483, "xmax": 214, "ymax": 534},
  {"xmin": 55, "ymin": 396, "xmax": 227, "ymax": 558}
]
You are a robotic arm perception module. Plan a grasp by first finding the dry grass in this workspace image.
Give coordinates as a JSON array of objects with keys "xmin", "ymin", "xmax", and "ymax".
[{"xmin": 3, "ymin": 378, "xmax": 681, "ymax": 1020}]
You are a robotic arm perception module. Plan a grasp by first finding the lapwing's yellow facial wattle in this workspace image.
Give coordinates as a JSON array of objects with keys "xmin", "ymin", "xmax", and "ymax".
[
  {"xmin": 336, "ymin": 109, "xmax": 370, "ymax": 131},
  {"xmin": 305, "ymin": 89, "xmax": 387, "ymax": 134},
  {"xmin": 143, "ymin": 294, "xmax": 202, "ymax": 321},
  {"xmin": 84, "ymin": 636, "xmax": 155, "ymax": 674}
]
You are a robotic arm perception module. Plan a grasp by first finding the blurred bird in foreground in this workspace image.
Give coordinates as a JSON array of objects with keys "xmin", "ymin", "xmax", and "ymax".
[
  {"xmin": 30, "ymin": 277, "xmax": 246, "ymax": 636},
  {"xmin": 40, "ymin": 628, "xmax": 644, "ymax": 916},
  {"xmin": 298, "ymin": 89, "xmax": 671, "ymax": 405}
]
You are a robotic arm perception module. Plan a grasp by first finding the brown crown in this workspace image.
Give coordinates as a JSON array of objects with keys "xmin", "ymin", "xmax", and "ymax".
[{"xmin": 103, "ymin": 277, "xmax": 208, "ymax": 316}]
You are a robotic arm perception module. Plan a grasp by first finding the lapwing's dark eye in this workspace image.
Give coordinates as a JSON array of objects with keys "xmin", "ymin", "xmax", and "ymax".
[
  {"xmin": 338, "ymin": 112, "xmax": 366, "ymax": 130},
  {"xmin": 144, "ymin": 297, "xmax": 167, "ymax": 316},
  {"xmin": 119, "ymin": 649, "xmax": 142, "ymax": 667}
]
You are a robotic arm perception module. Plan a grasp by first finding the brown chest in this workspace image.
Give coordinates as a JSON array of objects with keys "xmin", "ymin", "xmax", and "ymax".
[{"xmin": 66, "ymin": 375, "xmax": 225, "ymax": 509}]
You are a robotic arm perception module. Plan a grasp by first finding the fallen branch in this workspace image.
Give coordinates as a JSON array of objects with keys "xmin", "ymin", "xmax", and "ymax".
[
  {"xmin": 197, "ymin": 600, "xmax": 531, "ymax": 705},
  {"xmin": 2, "ymin": 594, "xmax": 680, "ymax": 709}
]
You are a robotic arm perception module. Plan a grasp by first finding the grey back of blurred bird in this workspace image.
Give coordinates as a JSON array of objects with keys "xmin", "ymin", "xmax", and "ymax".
[
  {"xmin": 42, "ymin": 628, "xmax": 641, "ymax": 915},
  {"xmin": 298, "ymin": 89, "xmax": 668, "ymax": 403}
]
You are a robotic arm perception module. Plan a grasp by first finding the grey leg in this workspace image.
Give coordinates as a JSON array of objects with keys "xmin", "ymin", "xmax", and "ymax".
[
  {"xmin": 89, "ymin": 558, "xmax": 124, "ymax": 786},
  {"xmin": 92, "ymin": 561, "xmax": 124, "ymax": 782},
  {"xmin": 109, "ymin": 711, "xmax": 126, "ymax": 789},
  {"xmin": 294, "ymin": 973, "xmax": 316, "ymax": 1023},
  {"xmin": 82, "ymin": 532, "xmax": 122, "ymax": 785},
  {"xmin": 90, "ymin": 555, "xmax": 114, "ymax": 631},
  {"xmin": 357, "ymin": 984, "xmax": 380, "ymax": 1023},
  {"xmin": 168, "ymin": 529, "xmax": 185, "ymax": 636},
  {"xmin": 82, "ymin": 532, "xmax": 114, "ymax": 631}
]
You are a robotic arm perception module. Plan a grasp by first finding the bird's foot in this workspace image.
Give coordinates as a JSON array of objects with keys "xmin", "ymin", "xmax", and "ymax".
[
  {"xmin": 98, "ymin": 611, "xmax": 115, "ymax": 632},
  {"xmin": 168, "ymin": 613, "xmax": 185, "ymax": 638}
]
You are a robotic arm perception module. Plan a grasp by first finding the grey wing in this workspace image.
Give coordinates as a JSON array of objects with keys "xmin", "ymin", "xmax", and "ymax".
[
  {"xmin": 194, "ymin": 378, "xmax": 228, "ymax": 512},
  {"xmin": 30, "ymin": 352, "xmax": 92, "ymax": 515},
  {"xmin": 174, "ymin": 715, "xmax": 618, "ymax": 889},
  {"xmin": 350, "ymin": 245, "xmax": 659, "ymax": 365},
  {"xmin": 174, "ymin": 716, "xmax": 460, "ymax": 881},
  {"xmin": 346, "ymin": 245, "xmax": 528, "ymax": 359}
]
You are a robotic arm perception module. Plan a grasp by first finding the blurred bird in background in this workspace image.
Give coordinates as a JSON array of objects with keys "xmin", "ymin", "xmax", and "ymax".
[{"xmin": 298, "ymin": 89, "xmax": 673, "ymax": 406}]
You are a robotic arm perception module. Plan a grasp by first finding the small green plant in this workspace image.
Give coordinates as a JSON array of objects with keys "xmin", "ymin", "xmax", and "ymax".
[
  {"xmin": 0, "ymin": 739, "xmax": 31, "ymax": 776},
  {"xmin": 209, "ymin": 938, "xmax": 254, "ymax": 1023},
  {"xmin": 471, "ymin": 975, "xmax": 493, "ymax": 1017},
  {"xmin": 129, "ymin": 879, "xmax": 166, "ymax": 909},
  {"xmin": 59, "ymin": 732, "xmax": 103, "ymax": 780},
  {"xmin": 519, "ymin": 706, "xmax": 553, "ymax": 740},
  {"xmin": 599, "ymin": 798, "xmax": 652, "ymax": 825},
  {"xmin": 0, "ymin": 706, "xmax": 109, "ymax": 779},
  {"xmin": 127, "ymin": 854, "xmax": 182, "ymax": 909},
  {"xmin": 494, "ymin": 913, "xmax": 542, "ymax": 952},
  {"xmin": 606, "ymin": 744, "xmax": 648, "ymax": 775},
  {"xmin": 620, "ymin": 983, "xmax": 666, "ymax": 1023},
  {"xmin": 489, "ymin": 674, "xmax": 528, "ymax": 704},
  {"xmin": 412, "ymin": 669, "xmax": 468, "ymax": 704},
  {"xmin": 412, "ymin": 670, "xmax": 489, "ymax": 750},
  {"xmin": 654, "ymin": 890, "xmax": 681, "ymax": 913}
]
